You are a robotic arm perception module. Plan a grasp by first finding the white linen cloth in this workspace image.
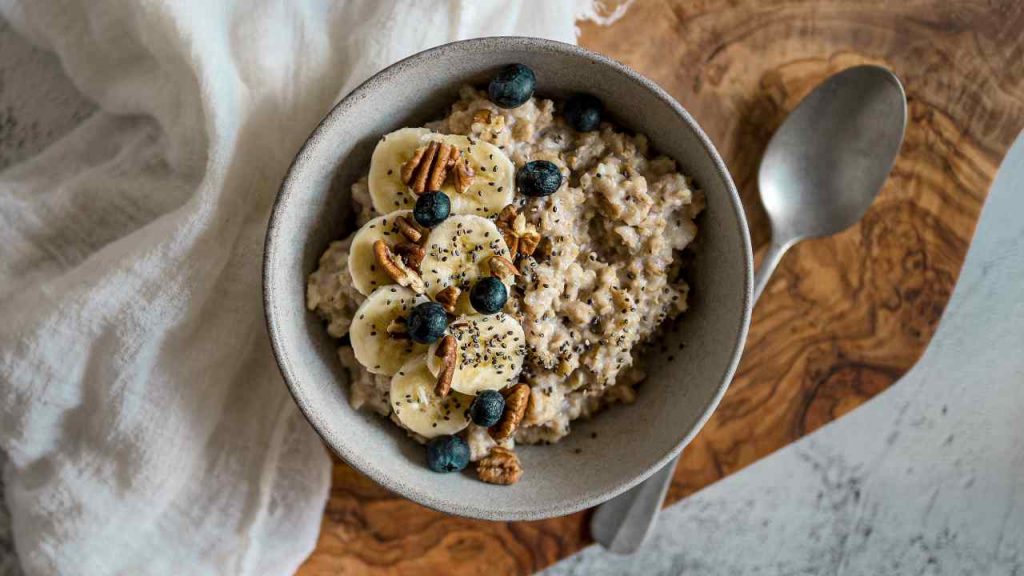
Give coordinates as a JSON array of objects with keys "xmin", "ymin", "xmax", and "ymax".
[{"xmin": 0, "ymin": 1, "xmax": 624, "ymax": 574}]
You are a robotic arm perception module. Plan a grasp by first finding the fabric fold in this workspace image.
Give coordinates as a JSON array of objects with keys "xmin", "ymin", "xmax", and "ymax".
[{"xmin": 0, "ymin": 1, "xmax": 626, "ymax": 574}]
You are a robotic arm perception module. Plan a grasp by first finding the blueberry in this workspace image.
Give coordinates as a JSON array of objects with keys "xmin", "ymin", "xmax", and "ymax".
[
  {"xmin": 488, "ymin": 63, "xmax": 536, "ymax": 109},
  {"xmin": 406, "ymin": 302, "xmax": 448, "ymax": 344},
  {"xmin": 470, "ymin": 390, "xmax": 505, "ymax": 427},
  {"xmin": 414, "ymin": 191, "xmax": 450, "ymax": 228},
  {"xmin": 426, "ymin": 435, "xmax": 470, "ymax": 473},
  {"xmin": 564, "ymin": 93, "xmax": 603, "ymax": 132},
  {"xmin": 470, "ymin": 276, "xmax": 508, "ymax": 314},
  {"xmin": 516, "ymin": 160, "xmax": 563, "ymax": 197}
]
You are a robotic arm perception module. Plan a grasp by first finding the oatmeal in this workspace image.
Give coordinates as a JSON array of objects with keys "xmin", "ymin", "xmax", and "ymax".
[{"xmin": 306, "ymin": 64, "xmax": 703, "ymax": 483}]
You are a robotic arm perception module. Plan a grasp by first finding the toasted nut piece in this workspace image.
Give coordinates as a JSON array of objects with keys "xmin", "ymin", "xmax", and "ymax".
[
  {"xmin": 400, "ymin": 146, "xmax": 427, "ymax": 184},
  {"xmin": 452, "ymin": 155, "xmax": 475, "ymax": 194},
  {"xmin": 505, "ymin": 235, "xmax": 520, "ymax": 257},
  {"xmin": 400, "ymin": 141, "xmax": 442, "ymax": 195},
  {"xmin": 434, "ymin": 335, "xmax": 457, "ymax": 397},
  {"xmin": 489, "ymin": 384, "xmax": 530, "ymax": 441},
  {"xmin": 494, "ymin": 204, "xmax": 541, "ymax": 259},
  {"xmin": 402, "ymin": 142, "xmax": 468, "ymax": 195},
  {"xmin": 429, "ymin": 143, "xmax": 455, "ymax": 191},
  {"xmin": 393, "ymin": 242, "xmax": 426, "ymax": 270},
  {"xmin": 498, "ymin": 203, "xmax": 518, "ymax": 220},
  {"xmin": 434, "ymin": 286, "xmax": 461, "ymax": 314},
  {"xmin": 496, "ymin": 204, "xmax": 517, "ymax": 228},
  {"xmin": 487, "ymin": 255, "xmax": 520, "ymax": 280},
  {"xmin": 373, "ymin": 240, "xmax": 426, "ymax": 294},
  {"xmin": 385, "ymin": 317, "xmax": 409, "ymax": 340},
  {"xmin": 414, "ymin": 142, "xmax": 440, "ymax": 194},
  {"xmin": 395, "ymin": 216, "xmax": 424, "ymax": 243},
  {"xmin": 517, "ymin": 231, "xmax": 541, "ymax": 257},
  {"xmin": 477, "ymin": 446, "xmax": 523, "ymax": 485},
  {"xmin": 473, "ymin": 109, "xmax": 492, "ymax": 124},
  {"xmin": 495, "ymin": 204, "xmax": 518, "ymax": 250}
]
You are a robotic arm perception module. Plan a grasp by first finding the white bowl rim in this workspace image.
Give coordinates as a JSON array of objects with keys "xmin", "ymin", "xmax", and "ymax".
[{"xmin": 264, "ymin": 36, "xmax": 754, "ymax": 520}]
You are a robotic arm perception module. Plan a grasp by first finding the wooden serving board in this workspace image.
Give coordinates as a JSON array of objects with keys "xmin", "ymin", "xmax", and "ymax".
[{"xmin": 297, "ymin": 1, "xmax": 1024, "ymax": 573}]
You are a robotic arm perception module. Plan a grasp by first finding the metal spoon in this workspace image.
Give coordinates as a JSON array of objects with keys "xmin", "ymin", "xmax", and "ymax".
[{"xmin": 591, "ymin": 65, "xmax": 907, "ymax": 554}]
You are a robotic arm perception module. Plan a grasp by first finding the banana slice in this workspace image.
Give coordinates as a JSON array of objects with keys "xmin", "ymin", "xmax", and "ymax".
[
  {"xmin": 368, "ymin": 128, "xmax": 432, "ymax": 215},
  {"xmin": 348, "ymin": 210, "xmax": 414, "ymax": 296},
  {"xmin": 440, "ymin": 134, "xmax": 516, "ymax": 216},
  {"xmin": 427, "ymin": 313, "xmax": 526, "ymax": 395},
  {"xmin": 390, "ymin": 357, "xmax": 472, "ymax": 438},
  {"xmin": 420, "ymin": 215, "xmax": 512, "ymax": 303},
  {"xmin": 368, "ymin": 128, "xmax": 514, "ymax": 217},
  {"xmin": 349, "ymin": 286, "xmax": 428, "ymax": 375}
]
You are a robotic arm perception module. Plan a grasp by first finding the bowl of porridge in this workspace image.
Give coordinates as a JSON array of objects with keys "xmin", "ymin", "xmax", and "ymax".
[{"xmin": 264, "ymin": 37, "xmax": 752, "ymax": 519}]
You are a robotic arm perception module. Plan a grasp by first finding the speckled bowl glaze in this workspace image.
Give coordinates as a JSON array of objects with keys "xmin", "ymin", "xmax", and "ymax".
[{"xmin": 264, "ymin": 37, "xmax": 753, "ymax": 520}]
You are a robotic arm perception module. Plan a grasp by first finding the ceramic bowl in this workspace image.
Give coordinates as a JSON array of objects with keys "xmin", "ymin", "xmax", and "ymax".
[{"xmin": 264, "ymin": 37, "xmax": 752, "ymax": 520}]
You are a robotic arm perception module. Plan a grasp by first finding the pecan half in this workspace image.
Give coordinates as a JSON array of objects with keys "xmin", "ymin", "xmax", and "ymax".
[
  {"xmin": 505, "ymin": 236, "xmax": 520, "ymax": 257},
  {"xmin": 517, "ymin": 231, "xmax": 541, "ymax": 256},
  {"xmin": 495, "ymin": 204, "xmax": 519, "ymax": 252},
  {"xmin": 393, "ymin": 242, "xmax": 426, "ymax": 270},
  {"xmin": 489, "ymin": 384, "xmax": 530, "ymax": 441},
  {"xmin": 487, "ymin": 255, "xmax": 520, "ymax": 280},
  {"xmin": 434, "ymin": 286, "xmax": 461, "ymax": 314},
  {"xmin": 414, "ymin": 142, "xmax": 440, "ymax": 194},
  {"xmin": 434, "ymin": 335, "xmax": 457, "ymax": 397},
  {"xmin": 373, "ymin": 240, "xmax": 425, "ymax": 294},
  {"xmin": 452, "ymin": 153, "xmax": 475, "ymax": 194},
  {"xmin": 395, "ymin": 216, "xmax": 424, "ymax": 244},
  {"xmin": 477, "ymin": 446, "xmax": 523, "ymax": 485},
  {"xmin": 429, "ymin": 143, "xmax": 456, "ymax": 191},
  {"xmin": 401, "ymin": 141, "xmax": 462, "ymax": 195},
  {"xmin": 401, "ymin": 142, "xmax": 435, "ymax": 194},
  {"xmin": 496, "ymin": 204, "xmax": 517, "ymax": 221},
  {"xmin": 399, "ymin": 145, "xmax": 428, "ymax": 184},
  {"xmin": 494, "ymin": 204, "xmax": 541, "ymax": 259}
]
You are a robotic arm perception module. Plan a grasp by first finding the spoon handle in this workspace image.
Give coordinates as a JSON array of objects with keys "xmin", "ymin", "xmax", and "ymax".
[
  {"xmin": 752, "ymin": 239, "xmax": 791, "ymax": 303},
  {"xmin": 590, "ymin": 455, "xmax": 675, "ymax": 554},
  {"xmin": 590, "ymin": 240, "xmax": 788, "ymax": 553}
]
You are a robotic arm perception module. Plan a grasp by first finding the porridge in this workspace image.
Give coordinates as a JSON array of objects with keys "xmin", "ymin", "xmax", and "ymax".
[{"xmin": 306, "ymin": 64, "xmax": 703, "ymax": 484}]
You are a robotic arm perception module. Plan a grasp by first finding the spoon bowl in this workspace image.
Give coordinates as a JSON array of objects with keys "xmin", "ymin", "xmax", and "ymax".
[
  {"xmin": 752, "ymin": 65, "xmax": 907, "ymax": 301},
  {"xmin": 760, "ymin": 65, "xmax": 907, "ymax": 242}
]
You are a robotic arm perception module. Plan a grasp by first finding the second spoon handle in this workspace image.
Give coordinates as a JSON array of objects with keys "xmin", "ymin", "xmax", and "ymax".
[{"xmin": 590, "ymin": 240, "xmax": 788, "ymax": 554}]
